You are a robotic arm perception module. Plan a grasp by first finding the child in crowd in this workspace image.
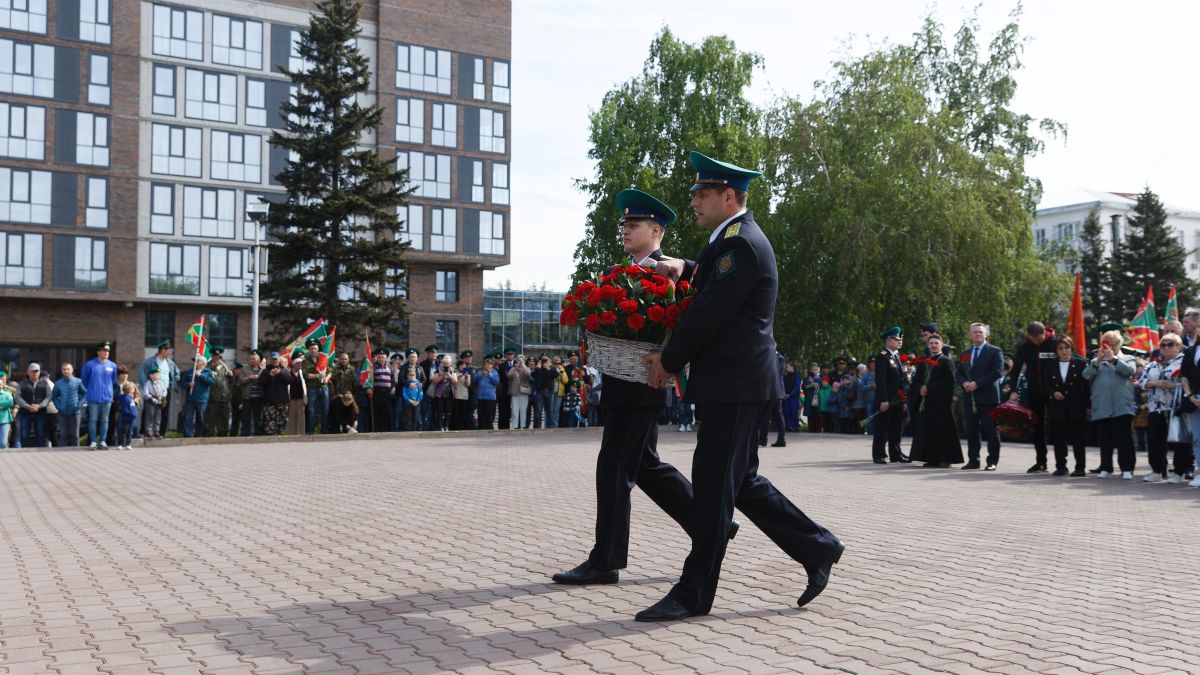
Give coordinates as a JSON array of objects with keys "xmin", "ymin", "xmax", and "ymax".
[
  {"xmin": 116, "ymin": 381, "xmax": 138, "ymax": 450},
  {"xmin": 402, "ymin": 378, "xmax": 423, "ymax": 431},
  {"xmin": 141, "ymin": 366, "xmax": 168, "ymax": 439},
  {"xmin": 562, "ymin": 382, "xmax": 583, "ymax": 428}
]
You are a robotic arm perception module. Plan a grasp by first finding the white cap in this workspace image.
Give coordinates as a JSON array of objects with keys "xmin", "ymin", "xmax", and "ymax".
[{"xmin": 27, "ymin": 362, "xmax": 41, "ymax": 372}]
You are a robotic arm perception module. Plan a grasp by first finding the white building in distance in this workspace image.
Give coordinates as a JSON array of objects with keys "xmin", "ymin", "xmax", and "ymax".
[{"xmin": 1034, "ymin": 189, "xmax": 1200, "ymax": 279}]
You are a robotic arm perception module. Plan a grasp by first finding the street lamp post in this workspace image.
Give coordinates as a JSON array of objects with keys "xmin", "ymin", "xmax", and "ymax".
[{"xmin": 246, "ymin": 197, "xmax": 270, "ymax": 351}]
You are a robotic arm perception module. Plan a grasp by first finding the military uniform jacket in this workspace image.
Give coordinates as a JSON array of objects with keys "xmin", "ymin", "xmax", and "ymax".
[
  {"xmin": 209, "ymin": 361, "xmax": 232, "ymax": 402},
  {"xmin": 600, "ymin": 248, "xmax": 695, "ymax": 408},
  {"xmin": 873, "ymin": 350, "xmax": 908, "ymax": 407},
  {"xmin": 660, "ymin": 212, "xmax": 783, "ymax": 405}
]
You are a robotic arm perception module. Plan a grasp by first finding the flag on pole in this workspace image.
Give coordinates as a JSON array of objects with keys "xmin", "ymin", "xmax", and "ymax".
[
  {"xmin": 279, "ymin": 319, "xmax": 328, "ymax": 359},
  {"xmin": 1067, "ymin": 273, "xmax": 1087, "ymax": 358},
  {"xmin": 317, "ymin": 326, "xmax": 336, "ymax": 371},
  {"xmin": 358, "ymin": 337, "xmax": 374, "ymax": 396},
  {"xmin": 673, "ymin": 369, "xmax": 689, "ymax": 400},
  {"xmin": 1164, "ymin": 284, "xmax": 1180, "ymax": 323},
  {"xmin": 186, "ymin": 315, "xmax": 212, "ymax": 360},
  {"xmin": 1127, "ymin": 286, "xmax": 1160, "ymax": 353}
]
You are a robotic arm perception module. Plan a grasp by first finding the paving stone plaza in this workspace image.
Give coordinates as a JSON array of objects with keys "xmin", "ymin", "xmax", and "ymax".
[{"xmin": 2, "ymin": 431, "xmax": 1198, "ymax": 674}]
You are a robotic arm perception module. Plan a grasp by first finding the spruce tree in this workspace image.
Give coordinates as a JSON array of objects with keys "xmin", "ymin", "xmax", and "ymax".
[
  {"xmin": 259, "ymin": 0, "xmax": 409, "ymax": 345},
  {"xmin": 1077, "ymin": 208, "xmax": 1113, "ymax": 330},
  {"xmin": 1111, "ymin": 187, "xmax": 1197, "ymax": 318}
]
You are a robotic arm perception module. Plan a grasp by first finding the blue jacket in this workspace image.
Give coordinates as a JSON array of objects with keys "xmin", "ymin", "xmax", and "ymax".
[
  {"xmin": 402, "ymin": 384, "xmax": 423, "ymax": 404},
  {"xmin": 955, "ymin": 343, "xmax": 1005, "ymax": 407},
  {"xmin": 179, "ymin": 368, "xmax": 216, "ymax": 404},
  {"xmin": 80, "ymin": 358, "xmax": 118, "ymax": 403},
  {"xmin": 475, "ymin": 369, "xmax": 500, "ymax": 401},
  {"xmin": 118, "ymin": 393, "xmax": 137, "ymax": 421},
  {"xmin": 51, "ymin": 376, "xmax": 87, "ymax": 415}
]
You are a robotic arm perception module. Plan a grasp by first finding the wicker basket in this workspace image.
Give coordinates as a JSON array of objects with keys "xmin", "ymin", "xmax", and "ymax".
[{"xmin": 585, "ymin": 331, "xmax": 673, "ymax": 387}]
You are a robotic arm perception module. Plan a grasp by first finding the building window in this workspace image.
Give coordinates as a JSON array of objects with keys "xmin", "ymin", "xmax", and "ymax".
[
  {"xmin": 79, "ymin": 0, "xmax": 111, "ymax": 44},
  {"xmin": 431, "ymin": 102, "xmax": 456, "ymax": 148},
  {"xmin": 0, "ymin": 167, "xmax": 51, "ymax": 224},
  {"xmin": 0, "ymin": 39, "xmax": 54, "ymax": 98},
  {"xmin": 0, "ymin": 0, "xmax": 47, "ymax": 34},
  {"xmin": 151, "ymin": 123, "xmax": 202, "ymax": 177},
  {"xmin": 149, "ymin": 241, "xmax": 200, "ymax": 294},
  {"xmin": 209, "ymin": 246, "xmax": 248, "ymax": 296},
  {"xmin": 435, "ymin": 320, "xmax": 458, "ymax": 355},
  {"xmin": 287, "ymin": 29, "xmax": 311, "ymax": 73},
  {"xmin": 479, "ymin": 211, "xmax": 504, "ymax": 255},
  {"xmin": 479, "ymin": 109, "xmax": 505, "ymax": 153},
  {"xmin": 152, "ymin": 65, "xmax": 176, "ymax": 116},
  {"xmin": 395, "ymin": 97, "xmax": 422, "ymax": 144},
  {"xmin": 468, "ymin": 56, "xmax": 484, "ymax": 100},
  {"xmin": 492, "ymin": 162, "xmax": 509, "ymax": 205},
  {"xmin": 71, "ymin": 236, "xmax": 106, "ymax": 289},
  {"xmin": 469, "ymin": 160, "xmax": 483, "ymax": 202},
  {"xmin": 150, "ymin": 182, "xmax": 174, "ymax": 234},
  {"xmin": 75, "ymin": 112, "xmax": 109, "ymax": 166},
  {"xmin": 0, "ymin": 102, "xmax": 44, "ymax": 160},
  {"xmin": 395, "ymin": 43, "xmax": 449, "ymax": 95},
  {"xmin": 0, "ymin": 230, "xmax": 40, "ymax": 286},
  {"xmin": 384, "ymin": 267, "xmax": 406, "ymax": 298},
  {"xmin": 435, "ymin": 270, "xmax": 458, "ymax": 302},
  {"xmin": 184, "ymin": 69, "xmax": 237, "ymax": 123},
  {"xmin": 206, "ymin": 312, "xmax": 237, "ymax": 347},
  {"xmin": 400, "ymin": 203, "xmax": 422, "ymax": 250},
  {"xmin": 152, "ymin": 4, "xmax": 203, "ymax": 60},
  {"xmin": 492, "ymin": 60, "xmax": 509, "ymax": 103},
  {"xmin": 430, "ymin": 208, "xmax": 455, "ymax": 252},
  {"xmin": 211, "ymin": 131, "xmax": 261, "ymax": 183},
  {"xmin": 245, "ymin": 79, "xmax": 266, "ymax": 126},
  {"xmin": 397, "ymin": 151, "xmax": 450, "ymax": 199},
  {"xmin": 1034, "ymin": 228, "xmax": 1045, "ymax": 247},
  {"xmin": 85, "ymin": 176, "xmax": 107, "ymax": 228},
  {"xmin": 212, "ymin": 15, "xmax": 262, "ymax": 69},
  {"xmin": 182, "ymin": 186, "xmax": 235, "ymax": 238},
  {"xmin": 1056, "ymin": 221, "xmax": 1076, "ymax": 242},
  {"xmin": 144, "ymin": 309, "xmax": 175, "ymax": 347},
  {"xmin": 87, "ymin": 53, "xmax": 110, "ymax": 105}
]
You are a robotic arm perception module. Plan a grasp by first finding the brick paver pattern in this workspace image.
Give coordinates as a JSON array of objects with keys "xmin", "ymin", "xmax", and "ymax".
[{"xmin": 1, "ymin": 431, "xmax": 1198, "ymax": 674}]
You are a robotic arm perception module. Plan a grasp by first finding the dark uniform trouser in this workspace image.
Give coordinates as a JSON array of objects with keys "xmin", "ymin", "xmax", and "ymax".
[
  {"xmin": 588, "ymin": 406, "xmax": 693, "ymax": 571},
  {"xmin": 498, "ymin": 394, "xmax": 512, "ymax": 429},
  {"xmin": 206, "ymin": 400, "xmax": 230, "ymax": 436},
  {"xmin": 667, "ymin": 402, "xmax": 840, "ymax": 615},
  {"xmin": 371, "ymin": 391, "xmax": 393, "ymax": 432},
  {"xmin": 871, "ymin": 404, "xmax": 905, "ymax": 461},
  {"xmin": 1028, "ymin": 396, "xmax": 1049, "ymax": 465}
]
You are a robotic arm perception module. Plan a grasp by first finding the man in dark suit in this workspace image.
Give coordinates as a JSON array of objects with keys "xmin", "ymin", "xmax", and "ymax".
[
  {"xmin": 957, "ymin": 322, "xmax": 1005, "ymax": 470},
  {"xmin": 640, "ymin": 152, "xmax": 843, "ymax": 622},
  {"xmin": 906, "ymin": 321, "xmax": 939, "ymax": 438},
  {"xmin": 496, "ymin": 347, "xmax": 516, "ymax": 429},
  {"xmin": 872, "ymin": 327, "xmax": 911, "ymax": 464},
  {"xmin": 1007, "ymin": 321, "xmax": 1059, "ymax": 473},
  {"xmin": 554, "ymin": 188, "xmax": 737, "ymax": 585}
]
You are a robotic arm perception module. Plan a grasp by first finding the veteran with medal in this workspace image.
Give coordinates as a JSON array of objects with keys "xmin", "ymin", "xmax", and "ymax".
[
  {"xmin": 553, "ymin": 188, "xmax": 740, "ymax": 586},
  {"xmin": 640, "ymin": 152, "xmax": 844, "ymax": 621}
]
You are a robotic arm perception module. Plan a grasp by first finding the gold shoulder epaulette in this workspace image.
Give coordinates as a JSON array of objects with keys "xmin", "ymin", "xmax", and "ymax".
[{"xmin": 724, "ymin": 222, "xmax": 742, "ymax": 238}]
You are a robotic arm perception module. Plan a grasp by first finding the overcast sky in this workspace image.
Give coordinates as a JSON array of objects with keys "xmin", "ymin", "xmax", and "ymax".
[{"xmin": 484, "ymin": 1, "xmax": 1200, "ymax": 291}]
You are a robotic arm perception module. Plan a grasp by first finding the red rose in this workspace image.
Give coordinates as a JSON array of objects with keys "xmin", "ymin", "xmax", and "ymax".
[
  {"xmin": 664, "ymin": 318, "xmax": 678, "ymax": 330},
  {"xmin": 560, "ymin": 306, "xmax": 579, "ymax": 327},
  {"xmin": 651, "ymin": 274, "xmax": 670, "ymax": 285},
  {"xmin": 677, "ymin": 280, "xmax": 691, "ymax": 294},
  {"xmin": 625, "ymin": 265, "xmax": 647, "ymax": 276},
  {"xmin": 626, "ymin": 313, "xmax": 646, "ymax": 330},
  {"xmin": 587, "ymin": 293, "xmax": 601, "ymax": 307},
  {"xmin": 584, "ymin": 314, "xmax": 601, "ymax": 331},
  {"xmin": 617, "ymin": 299, "xmax": 639, "ymax": 314},
  {"xmin": 680, "ymin": 297, "xmax": 693, "ymax": 312},
  {"xmin": 666, "ymin": 305, "xmax": 682, "ymax": 320},
  {"xmin": 652, "ymin": 283, "xmax": 669, "ymax": 298},
  {"xmin": 640, "ymin": 279, "xmax": 657, "ymax": 293},
  {"xmin": 575, "ymin": 281, "xmax": 596, "ymax": 298},
  {"xmin": 561, "ymin": 294, "xmax": 575, "ymax": 308},
  {"xmin": 647, "ymin": 305, "xmax": 666, "ymax": 323},
  {"xmin": 959, "ymin": 352, "xmax": 970, "ymax": 362},
  {"xmin": 599, "ymin": 310, "xmax": 617, "ymax": 325}
]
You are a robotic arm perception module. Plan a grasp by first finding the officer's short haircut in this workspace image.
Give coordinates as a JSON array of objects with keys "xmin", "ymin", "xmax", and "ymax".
[
  {"xmin": 1027, "ymin": 321, "xmax": 1046, "ymax": 336},
  {"xmin": 720, "ymin": 186, "xmax": 748, "ymax": 206}
]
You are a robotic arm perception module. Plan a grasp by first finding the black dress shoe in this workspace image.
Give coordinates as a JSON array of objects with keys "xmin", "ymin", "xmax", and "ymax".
[
  {"xmin": 922, "ymin": 462, "xmax": 937, "ymax": 467},
  {"xmin": 873, "ymin": 458, "xmax": 888, "ymax": 465},
  {"xmin": 893, "ymin": 455, "xmax": 912, "ymax": 463},
  {"xmin": 1071, "ymin": 467, "xmax": 1086, "ymax": 477},
  {"xmin": 635, "ymin": 596, "xmax": 694, "ymax": 622},
  {"xmin": 1088, "ymin": 467, "xmax": 1101, "ymax": 474},
  {"xmin": 728, "ymin": 520, "xmax": 740, "ymax": 540},
  {"xmin": 961, "ymin": 461, "xmax": 981, "ymax": 470},
  {"xmin": 1052, "ymin": 468, "xmax": 1069, "ymax": 476},
  {"xmin": 771, "ymin": 440, "xmax": 786, "ymax": 447},
  {"xmin": 937, "ymin": 462, "xmax": 950, "ymax": 468},
  {"xmin": 551, "ymin": 561, "xmax": 618, "ymax": 585},
  {"xmin": 1027, "ymin": 464, "xmax": 1048, "ymax": 474},
  {"xmin": 798, "ymin": 540, "xmax": 844, "ymax": 608}
]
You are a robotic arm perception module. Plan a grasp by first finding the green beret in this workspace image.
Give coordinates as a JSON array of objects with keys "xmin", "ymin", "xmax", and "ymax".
[
  {"xmin": 1097, "ymin": 322, "xmax": 1124, "ymax": 333},
  {"xmin": 250, "ymin": 349, "xmax": 264, "ymax": 358},
  {"xmin": 406, "ymin": 348, "xmax": 419, "ymax": 357},
  {"xmin": 147, "ymin": 365, "xmax": 159, "ymax": 374},
  {"xmin": 459, "ymin": 349, "xmax": 473, "ymax": 358},
  {"xmin": 375, "ymin": 347, "xmax": 390, "ymax": 356},
  {"xmin": 96, "ymin": 340, "xmax": 112, "ymax": 351},
  {"xmin": 306, "ymin": 337, "xmax": 321, "ymax": 348},
  {"xmin": 156, "ymin": 339, "xmax": 173, "ymax": 350},
  {"xmin": 211, "ymin": 345, "xmax": 224, "ymax": 356}
]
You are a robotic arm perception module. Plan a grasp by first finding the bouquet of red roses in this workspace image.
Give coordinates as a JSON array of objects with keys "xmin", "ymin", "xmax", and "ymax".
[
  {"xmin": 990, "ymin": 400, "xmax": 1038, "ymax": 441},
  {"xmin": 560, "ymin": 265, "xmax": 696, "ymax": 383}
]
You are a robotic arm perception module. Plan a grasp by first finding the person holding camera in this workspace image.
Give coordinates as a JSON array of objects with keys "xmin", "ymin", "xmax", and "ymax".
[
  {"xmin": 452, "ymin": 358, "xmax": 473, "ymax": 430},
  {"xmin": 258, "ymin": 352, "xmax": 295, "ymax": 436},
  {"xmin": 507, "ymin": 355, "xmax": 532, "ymax": 429},
  {"xmin": 428, "ymin": 354, "xmax": 457, "ymax": 432}
]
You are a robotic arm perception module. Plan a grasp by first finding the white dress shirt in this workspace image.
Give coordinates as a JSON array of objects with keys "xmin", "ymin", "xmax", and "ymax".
[{"xmin": 707, "ymin": 208, "xmax": 748, "ymax": 244}]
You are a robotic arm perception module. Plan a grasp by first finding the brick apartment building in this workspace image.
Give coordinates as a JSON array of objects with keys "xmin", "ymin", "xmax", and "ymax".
[{"xmin": 0, "ymin": 0, "xmax": 511, "ymax": 374}]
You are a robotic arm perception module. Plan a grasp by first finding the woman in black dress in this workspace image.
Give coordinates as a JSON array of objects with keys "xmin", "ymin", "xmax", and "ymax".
[{"xmin": 910, "ymin": 333, "xmax": 965, "ymax": 467}]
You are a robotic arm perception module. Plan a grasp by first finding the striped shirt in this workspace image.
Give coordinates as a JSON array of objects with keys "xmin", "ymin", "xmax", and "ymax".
[{"xmin": 373, "ymin": 364, "xmax": 393, "ymax": 392}]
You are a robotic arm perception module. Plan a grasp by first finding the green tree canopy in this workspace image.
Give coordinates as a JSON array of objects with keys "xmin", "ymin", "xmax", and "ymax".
[
  {"xmin": 1110, "ymin": 187, "xmax": 1198, "ymax": 318},
  {"xmin": 260, "ymin": 0, "xmax": 409, "ymax": 345}
]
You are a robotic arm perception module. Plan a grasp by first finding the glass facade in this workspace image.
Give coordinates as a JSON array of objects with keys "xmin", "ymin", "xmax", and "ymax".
[{"xmin": 483, "ymin": 288, "xmax": 579, "ymax": 357}]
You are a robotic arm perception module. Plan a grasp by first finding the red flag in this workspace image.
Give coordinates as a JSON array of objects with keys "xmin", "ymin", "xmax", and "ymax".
[
  {"xmin": 1127, "ymin": 286, "xmax": 1159, "ymax": 353},
  {"xmin": 1067, "ymin": 274, "xmax": 1086, "ymax": 358}
]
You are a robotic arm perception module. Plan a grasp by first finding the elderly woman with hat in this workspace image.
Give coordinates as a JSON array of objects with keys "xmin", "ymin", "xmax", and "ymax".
[{"xmin": 258, "ymin": 352, "xmax": 294, "ymax": 436}]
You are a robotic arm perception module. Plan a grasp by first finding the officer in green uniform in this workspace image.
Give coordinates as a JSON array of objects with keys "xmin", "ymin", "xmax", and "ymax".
[
  {"xmin": 204, "ymin": 346, "xmax": 233, "ymax": 436},
  {"xmin": 638, "ymin": 152, "xmax": 843, "ymax": 621}
]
